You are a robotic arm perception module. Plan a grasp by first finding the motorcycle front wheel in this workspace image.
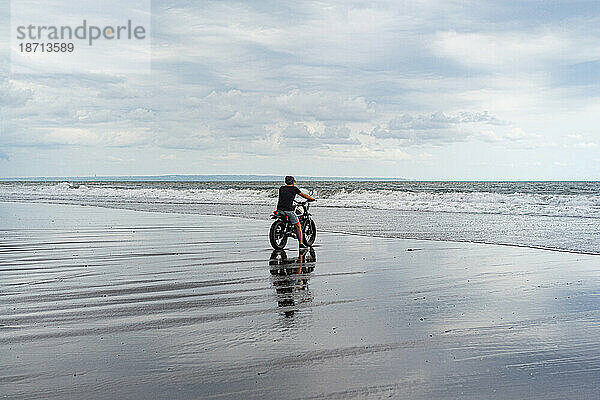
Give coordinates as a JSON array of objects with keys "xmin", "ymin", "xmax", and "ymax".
[
  {"xmin": 269, "ymin": 220, "xmax": 288, "ymax": 249},
  {"xmin": 303, "ymin": 219, "xmax": 317, "ymax": 246}
]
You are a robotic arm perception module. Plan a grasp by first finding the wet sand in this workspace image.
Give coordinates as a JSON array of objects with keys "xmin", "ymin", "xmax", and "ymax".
[{"xmin": 1, "ymin": 202, "xmax": 599, "ymax": 399}]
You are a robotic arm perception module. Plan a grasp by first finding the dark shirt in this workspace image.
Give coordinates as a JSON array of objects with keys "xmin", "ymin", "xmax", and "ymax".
[{"xmin": 277, "ymin": 185, "xmax": 301, "ymax": 211}]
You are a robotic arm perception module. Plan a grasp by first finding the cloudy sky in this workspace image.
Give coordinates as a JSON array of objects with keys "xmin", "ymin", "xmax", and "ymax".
[{"xmin": 1, "ymin": 0, "xmax": 599, "ymax": 179}]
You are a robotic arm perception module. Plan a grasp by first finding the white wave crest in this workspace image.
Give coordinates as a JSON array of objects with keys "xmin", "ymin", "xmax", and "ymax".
[
  {"xmin": 1, "ymin": 184, "xmax": 598, "ymax": 218},
  {"xmin": 320, "ymin": 189, "xmax": 600, "ymax": 218}
]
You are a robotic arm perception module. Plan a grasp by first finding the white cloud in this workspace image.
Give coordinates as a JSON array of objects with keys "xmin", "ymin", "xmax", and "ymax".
[
  {"xmin": 42, "ymin": 128, "xmax": 100, "ymax": 146},
  {"xmin": 368, "ymin": 111, "xmax": 518, "ymax": 146},
  {"xmin": 75, "ymin": 109, "xmax": 114, "ymax": 123},
  {"xmin": 2, "ymin": 1, "xmax": 599, "ymax": 178},
  {"xmin": 503, "ymin": 128, "xmax": 541, "ymax": 141},
  {"xmin": 274, "ymin": 90, "xmax": 375, "ymax": 122},
  {"xmin": 0, "ymin": 81, "xmax": 33, "ymax": 107},
  {"xmin": 432, "ymin": 30, "xmax": 570, "ymax": 70},
  {"xmin": 573, "ymin": 142, "xmax": 598, "ymax": 148},
  {"xmin": 317, "ymin": 146, "xmax": 412, "ymax": 162},
  {"xmin": 432, "ymin": 25, "xmax": 600, "ymax": 72},
  {"xmin": 41, "ymin": 127, "xmax": 152, "ymax": 147}
]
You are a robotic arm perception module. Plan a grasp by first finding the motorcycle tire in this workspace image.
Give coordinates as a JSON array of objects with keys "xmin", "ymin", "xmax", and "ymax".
[
  {"xmin": 269, "ymin": 220, "xmax": 288, "ymax": 250},
  {"xmin": 303, "ymin": 219, "xmax": 317, "ymax": 246}
]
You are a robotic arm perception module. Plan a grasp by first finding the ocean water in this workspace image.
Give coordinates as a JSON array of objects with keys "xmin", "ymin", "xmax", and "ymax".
[{"xmin": 0, "ymin": 180, "xmax": 599, "ymax": 254}]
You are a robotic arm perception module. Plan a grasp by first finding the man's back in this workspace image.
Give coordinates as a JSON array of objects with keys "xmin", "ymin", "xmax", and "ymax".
[{"xmin": 277, "ymin": 185, "xmax": 300, "ymax": 211}]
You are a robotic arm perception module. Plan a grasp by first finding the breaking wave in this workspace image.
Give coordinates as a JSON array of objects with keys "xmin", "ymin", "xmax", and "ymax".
[{"xmin": 0, "ymin": 181, "xmax": 598, "ymax": 219}]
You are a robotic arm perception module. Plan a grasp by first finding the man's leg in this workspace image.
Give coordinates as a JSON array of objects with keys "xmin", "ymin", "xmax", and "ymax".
[{"xmin": 295, "ymin": 222, "xmax": 303, "ymax": 245}]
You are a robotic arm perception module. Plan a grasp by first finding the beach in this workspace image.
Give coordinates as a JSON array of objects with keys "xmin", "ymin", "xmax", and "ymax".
[{"xmin": 1, "ymin": 201, "xmax": 599, "ymax": 399}]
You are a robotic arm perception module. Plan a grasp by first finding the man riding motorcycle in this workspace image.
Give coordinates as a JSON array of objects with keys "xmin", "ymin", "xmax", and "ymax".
[{"xmin": 277, "ymin": 176, "xmax": 315, "ymax": 248}]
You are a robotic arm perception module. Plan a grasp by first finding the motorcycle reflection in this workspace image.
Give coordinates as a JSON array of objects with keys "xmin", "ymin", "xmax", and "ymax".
[{"xmin": 269, "ymin": 248, "xmax": 316, "ymax": 317}]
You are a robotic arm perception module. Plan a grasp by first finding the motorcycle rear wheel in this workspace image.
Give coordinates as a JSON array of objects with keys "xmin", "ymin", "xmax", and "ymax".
[{"xmin": 269, "ymin": 220, "xmax": 288, "ymax": 249}]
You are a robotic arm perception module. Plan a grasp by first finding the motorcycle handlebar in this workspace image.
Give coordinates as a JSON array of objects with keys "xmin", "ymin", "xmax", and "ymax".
[{"xmin": 294, "ymin": 199, "xmax": 315, "ymax": 205}]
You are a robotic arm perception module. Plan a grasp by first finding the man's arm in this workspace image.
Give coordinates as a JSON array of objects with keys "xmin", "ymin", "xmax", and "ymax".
[{"xmin": 299, "ymin": 192, "xmax": 315, "ymax": 201}]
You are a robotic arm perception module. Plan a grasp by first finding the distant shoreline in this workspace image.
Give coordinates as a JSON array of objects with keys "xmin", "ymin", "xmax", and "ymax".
[
  {"xmin": 0, "ymin": 175, "xmax": 408, "ymax": 182},
  {"xmin": 1, "ymin": 175, "xmax": 598, "ymax": 182}
]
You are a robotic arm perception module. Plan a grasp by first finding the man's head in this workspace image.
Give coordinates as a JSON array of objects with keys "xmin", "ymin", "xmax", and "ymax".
[{"xmin": 285, "ymin": 175, "xmax": 295, "ymax": 185}]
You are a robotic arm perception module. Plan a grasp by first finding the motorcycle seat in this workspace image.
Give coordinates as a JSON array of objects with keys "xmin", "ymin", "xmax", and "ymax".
[{"xmin": 273, "ymin": 210, "xmax": 289, "ymax": 221}]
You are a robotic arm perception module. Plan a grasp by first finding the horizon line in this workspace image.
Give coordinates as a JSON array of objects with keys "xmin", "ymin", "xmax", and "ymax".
[{"xmin": 0, "ymin": 174, "xmax": 598, "ymax": 182}]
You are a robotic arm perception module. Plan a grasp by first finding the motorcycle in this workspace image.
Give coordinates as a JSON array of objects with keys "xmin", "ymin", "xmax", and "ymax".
[
  {"xmin": 269, "ymin": 249, "xmax": 316, "ymax": 317},
  {"xmin": 269, "ymin": 200, "xmax": 317, "ymax": 250},
  {"xmin": 269, "ymin": 248, "xmax": 316, "ymax": 275}
]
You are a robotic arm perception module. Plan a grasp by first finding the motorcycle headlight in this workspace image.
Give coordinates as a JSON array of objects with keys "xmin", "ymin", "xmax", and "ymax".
[{"xmin": 295, "ymin": 205, "xmax": 304, "ymax": 215}]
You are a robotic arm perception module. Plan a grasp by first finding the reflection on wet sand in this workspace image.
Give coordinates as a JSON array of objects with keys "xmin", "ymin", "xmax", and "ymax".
[
  {"xmin": 1, "ymin": 202, "xmax": 599, "ymax": 400},
  {"xmin": 269, "ymin": 249, "xmax": 316, "ymax": 317}
]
